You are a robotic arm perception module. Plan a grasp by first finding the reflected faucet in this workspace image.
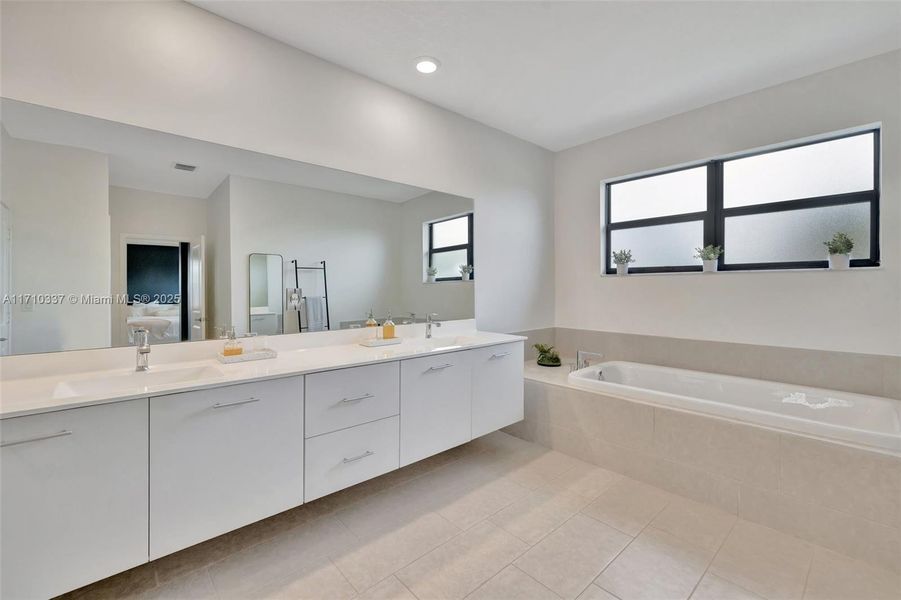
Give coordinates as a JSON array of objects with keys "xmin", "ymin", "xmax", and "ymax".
[
  {"xmin": 134, "ymin": 327, "xmax": 151, "ymax": 372},
  {"xmin": 425, "ymin": 313, "xmax": 442, "ymax": 339}
]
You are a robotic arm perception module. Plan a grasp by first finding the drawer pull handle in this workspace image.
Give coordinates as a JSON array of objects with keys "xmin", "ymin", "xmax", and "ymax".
[
  {"xmin": 1, "ymin": 430, "xmax": 72, "ymax": 448},
  {"xmin": 342, "ymin": 450, "xmax": 375, "ymax": 464},
  {"xmin": 427, "ymin": 363, "xmax": 454, "ymax": 372},
  {"xmin": 491, "ymin": 352, "xmax": 512, "ymax": 359},
  {"xmin": 340, "ymin": 393, "xmax": 374, "ymax": 405},
  {"xmin": 213, "ymin": 397, "xmax": 260, "ymax": 409}
]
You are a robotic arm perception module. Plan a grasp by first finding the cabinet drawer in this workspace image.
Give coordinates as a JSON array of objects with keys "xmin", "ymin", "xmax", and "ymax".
[
  {"xmin": 304, "ymin": 416, "xmax": 399, "ymax": 501},
  {"xmin": 150, "ymin": 376, "xmax": 304, "ymax": 559},
  {"xmin": 305, "ymin": 362, "xmax": 399, "ymax": 438}
]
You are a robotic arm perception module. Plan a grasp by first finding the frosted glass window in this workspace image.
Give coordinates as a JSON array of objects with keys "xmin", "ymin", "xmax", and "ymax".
[
  {"xmin": 432, "ymin": 216, "xmax": 469, "ymax": 248},
  {"xmin": 432, "ymin": 249, "xmax": 468, "ymax": 279},
  {"xmin": 610, "ymin": 166, "xmax": 707, "ymax": 222},
  {"xmin": 723, "ymin": 133, "xmax": 874, "ymax": 208},
  {"xmin": 609, "ymin": 221, "xmax": 703, "ymax": 269},
  {"xmin": 724, "ymin": 203, "xmax": 870, "ymax": 264}
]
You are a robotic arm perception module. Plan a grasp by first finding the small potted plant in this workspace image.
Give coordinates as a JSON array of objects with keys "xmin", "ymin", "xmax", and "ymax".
[
  {"xmin": 612, "ymin": 249, "xmax": 634, "ymax": 276},
  {"xmin": 533, "ymin": 343, "xmax": 561, "ymax": 367},
  {"xmin": 459, "ymin": 264, "xmax": 474, "ymax": 281},
  {"xmin": 824, "ymin": 232, "xmax": 853, "ymax": 270},
  {"xmin": 426, "ymin": 266, "xmax": 438, "ymax": 283},
  {"xmin": 694, "ymin": 245, "xmax": 723, "ymax": 273}
]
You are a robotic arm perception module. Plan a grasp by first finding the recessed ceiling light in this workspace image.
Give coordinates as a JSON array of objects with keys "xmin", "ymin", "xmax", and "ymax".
[{"xmin": 415, "ymin": 57, "xmax": 440, "ymax": 74}]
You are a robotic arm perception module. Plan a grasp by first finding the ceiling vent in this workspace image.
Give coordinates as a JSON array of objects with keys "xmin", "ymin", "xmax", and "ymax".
[{"xmin": 173, "ymin": 163, "xmax": 197, "ymax": 172}]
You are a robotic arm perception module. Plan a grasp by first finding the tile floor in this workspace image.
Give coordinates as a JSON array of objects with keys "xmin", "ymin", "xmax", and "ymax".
[{"xmin": 60, "ymin": 432, "xmax": 900, "ymax": 600}]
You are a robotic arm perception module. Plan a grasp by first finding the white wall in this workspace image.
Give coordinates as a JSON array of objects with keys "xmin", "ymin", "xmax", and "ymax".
[
  {"xmin": 108, "ymin": 185, "xmax": 207, "ymax": 344},
  {"xmin": 398, "ymin": 191, "xmax": 475, "ymax": 321},
  {"xmin": 554, "ymin": 51, "xmax": 901, "ymax": 356},
  {"xmin": 1, "ymin": 0, "xmax": 555, "ymax": 335},
  {"xmin": 0, "ymin": 129, "xmax": 111, "ymax": 354}
]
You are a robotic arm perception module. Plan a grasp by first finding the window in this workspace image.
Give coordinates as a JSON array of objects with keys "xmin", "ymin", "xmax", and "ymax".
[
  {"xmin": 428, "ymin": 213, "xmax": 474, "ymax": 280},
  {"xmin": 604, "ymin": 129, "xmax": 880, "ymax": 273}
]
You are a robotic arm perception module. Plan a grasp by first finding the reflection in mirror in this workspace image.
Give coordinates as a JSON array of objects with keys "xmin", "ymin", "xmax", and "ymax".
[
  {"xmin": 0, "ymin": 99, "xmax": 474, "ymax": 356},
  {"xmin": 248, "ymin": 254, "xmax": 284, "ymax": 336}
]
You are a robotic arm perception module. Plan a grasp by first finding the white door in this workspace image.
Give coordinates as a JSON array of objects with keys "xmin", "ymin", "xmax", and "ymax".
[
  {"xmin": 189, "ymin": 236, "xmax": 205, "ymax": 341},
  {"xmin": 0, "ymin": 204, "xmax": 10, "ymax": 356}
]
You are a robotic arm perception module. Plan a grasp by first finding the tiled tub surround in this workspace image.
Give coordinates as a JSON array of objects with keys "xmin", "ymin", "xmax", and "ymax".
[
  {"xmin": 507, "ymin": 364, "xmax": 901, "ymax": 573},
  {"xmin": 58, "ymin": 432, "xmax": 899, "ymax": 600},
  {"xmin": 514, "ymin": 328, "xmax": 901, "ymax": 400}
]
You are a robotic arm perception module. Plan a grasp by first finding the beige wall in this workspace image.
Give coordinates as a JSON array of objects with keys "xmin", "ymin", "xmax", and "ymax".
[{"xmin": 554, "ymin": 51, "xmax": 901, "ymax": 356}]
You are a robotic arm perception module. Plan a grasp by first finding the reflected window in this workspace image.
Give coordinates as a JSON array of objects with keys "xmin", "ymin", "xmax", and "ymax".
[
  {"xmin": 428, "ymin": 213, "xmax": 474, "ymax": 280},
  {"xmin": 603, "ymin": 129, "xmax": 879, "ymax": 273}
]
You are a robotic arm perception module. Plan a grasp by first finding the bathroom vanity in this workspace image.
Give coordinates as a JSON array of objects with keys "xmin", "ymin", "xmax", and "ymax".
[{"xmin": 0, "ymin": 331, "xmax": 524, "ymax": 599}]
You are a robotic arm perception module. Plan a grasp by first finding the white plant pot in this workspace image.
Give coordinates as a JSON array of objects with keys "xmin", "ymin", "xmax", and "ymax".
[
  {"xmin": 828, "ymin": 254, "xmax": 851, "ymax": 270},
  {"xmin": 426, "ymin": 275, "xmax": 436, "ymax": 283},
  {"xmin": 702, "ymin": 259, "xmax": 718, "ymax": 273},
  {"xmin": 616, "ymin": 264, "xmax": 628, "ymax": 276},
  {"xmin": 462, "ymin": 272, "xmax": 471, "ymax": 281}
]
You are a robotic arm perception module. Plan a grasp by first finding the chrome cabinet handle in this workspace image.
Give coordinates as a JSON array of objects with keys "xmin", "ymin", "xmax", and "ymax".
[
  {"xmin": 427, "ymin": 363, "xmax": 453, "ymax": 372},
  {"xmin": 340, "ymin": 393, "xmax": 374, "ymax": 405},
  {"xmin": 213, "ymin": 397, "xmax": 260, "ymax": 409},
  {"xmin": 491, "ymin": 352, "xmax": 511, "ymax": 359},
  {"xmin": 342, "ymin": 450, "xmax": 375, "ymax": 464},
  {"xmin": 1, "ymin": 430, "xmax": 72, "ymax": 448}
]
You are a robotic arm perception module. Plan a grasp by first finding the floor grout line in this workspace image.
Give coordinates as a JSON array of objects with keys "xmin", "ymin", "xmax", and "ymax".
[{"xmin": 684, "ymin": 516, "xmax": 739, "ymax": 600}]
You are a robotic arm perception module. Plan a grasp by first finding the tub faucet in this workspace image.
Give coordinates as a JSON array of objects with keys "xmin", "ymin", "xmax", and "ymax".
[
  {"xmin": 134, "ymin": 327, "xmax": 151, "ymax": 372},
  {"xmin": 574, "ymin": 350, "xmax": 603, "ymax": 371},
  {"xmin": 425, "ymin": 313, "xmax": 441, "ymax": 339}
]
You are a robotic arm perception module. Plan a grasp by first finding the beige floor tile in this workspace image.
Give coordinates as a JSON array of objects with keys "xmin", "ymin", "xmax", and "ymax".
[
  {"xmin": 575, "ymin": 584, "xmax": 619, "ymax": 600},
  {"xmin": 582, "ymin": 478, "xmax": 671, "ymax": 536},
  {"xmin": 710, "ymin": 520, "xmax": 813, "ymax": 600},
  {"xmin": 436, "ymin": 474, "xmax": 530, "ymax": 529},
  {"xmin": 140, "ymin": 570, "xmax": 218, "ymax": 600},
  {"xmin": 331, "ymin": 512, "xmax": 460, "ymax": 592},
  {"xmin": 208, "ymin": 516, "xmax": 357, "ymax": 597},
  {"xmin": 501, "ymin": 449, "xmax": 588, "ymax": 490},
  {"xmin": 515, "ymin": 514, "xmax": 631, "ymax": 599},
  {"xmin": 542, "ymin": 463, "xmax": 621, "ymax": 500},
  {"xmin": 335, "ymin": 479, "xmax": 438, "ymax": 539},
  {"xmin": 467, "ymin": 566, "xmax": 560, "ymax": 600},
  {"xmin": 396, "ymin": 520, "xmax": 528, "ymax": 600},
  {"xmin": 225, "ymin": 555, "xmax": 355, "ymax": 600},
  {"xmin": 595, "ymin": 527, "xmax": 714, "ymax": 600},
  {"xmin": 690, "ymin": 574, "xmax": 763, "ymax": 600},
  {"xmin": 651, "ymin": 497, "xmax": 737, "ymax": 553},
  {"xmin": 355, "ymin": 576, "xmax": 417, "ymax": 600},
  {"xmin": 62, "ymin": 563, "xmax": 158, "ymax": 600},
  {"xmin": 803, "ymin": 547, "xmax": 901, "ymax": 600},
  {"xmin": 490, "ymin": 488, "xmax": 590, "ymax": 545}
]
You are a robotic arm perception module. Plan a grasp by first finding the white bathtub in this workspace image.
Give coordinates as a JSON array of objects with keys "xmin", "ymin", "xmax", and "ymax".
[{"xmin": 568, "ymin": 361, "xmax": 901, "ymax": 454}]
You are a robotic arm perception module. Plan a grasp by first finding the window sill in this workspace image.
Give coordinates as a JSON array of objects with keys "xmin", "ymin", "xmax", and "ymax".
[{"xmin": 601, "ymin": 266, "xmax": 884, "ymax": 277}]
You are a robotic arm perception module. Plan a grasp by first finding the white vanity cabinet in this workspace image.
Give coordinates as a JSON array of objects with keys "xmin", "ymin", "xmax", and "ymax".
[
  {"xmin": 400, "ymin": 352, "xmax": 472, "ymax": 466},
  {"xmin": 1, "ymin": 399, "xmax": 149, "ymax": 600},
  {"xmin": 149, "ymin": 376, "xmax": 304, "ymax": 559},
  {"xmin": 471, "ymin": 342, "xmax": 525, "ymax": 438}
]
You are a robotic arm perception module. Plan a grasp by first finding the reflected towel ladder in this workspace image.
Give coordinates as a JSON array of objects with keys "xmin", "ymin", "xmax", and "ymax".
[{"xmin": 291, "ymin": 260, "xmax": 331, "ymax": 332}]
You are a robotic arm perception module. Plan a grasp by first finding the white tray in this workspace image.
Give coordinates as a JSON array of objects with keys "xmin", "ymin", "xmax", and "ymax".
[
  {"xmin": 359, "ymin": 337, "xmax": 402, "ymax": 348},
  {"xmin": 216, "ymin": 349, "xmax": 278, "ymax": 364}
]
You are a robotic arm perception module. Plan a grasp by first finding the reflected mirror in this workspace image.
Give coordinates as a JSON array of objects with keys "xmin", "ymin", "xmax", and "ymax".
[{"xmin": 0, "ymin": 99, "xmax": 474, "ymax": 355}]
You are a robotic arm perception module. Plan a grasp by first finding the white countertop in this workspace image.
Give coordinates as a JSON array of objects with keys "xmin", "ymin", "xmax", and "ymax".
[{"xmin": 0, "ymin": 331, "xmax": 524, "ymax": 419}]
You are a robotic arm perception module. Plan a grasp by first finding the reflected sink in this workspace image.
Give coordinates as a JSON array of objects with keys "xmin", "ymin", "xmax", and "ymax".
[{"xmin": 53, "ymin": 365, "xmax": 225, "ymax": 399}]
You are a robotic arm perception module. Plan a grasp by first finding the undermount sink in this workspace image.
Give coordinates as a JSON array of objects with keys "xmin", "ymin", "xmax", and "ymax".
[
  {"xmin": 53, "ymin": 365, "xmax": 225, "ymax": 399},
  {"xmin": 413, "ymin": 336, "xmax": 482, "ymax": 351}
]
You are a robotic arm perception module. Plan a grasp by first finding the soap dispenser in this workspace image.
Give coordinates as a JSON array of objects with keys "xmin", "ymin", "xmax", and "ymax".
[
  {"xmin": 222, "ymin": 326, "xmax": 244, "ymax": 357},
  {"xmin": 365, "ymin": 309, "xmax": 378, "ymax": 328},
  {"xmin": 382, "ymin": 311, "xmax": 395, "ymax": 339}
]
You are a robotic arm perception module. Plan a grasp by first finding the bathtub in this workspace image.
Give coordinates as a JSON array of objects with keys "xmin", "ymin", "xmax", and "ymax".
[{"xmin": 568, "ymin": 361, "xmax": 901, "ymax": 454}]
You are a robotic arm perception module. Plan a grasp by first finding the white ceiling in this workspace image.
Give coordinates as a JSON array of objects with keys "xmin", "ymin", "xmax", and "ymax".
[
  {"xmin": 192, "ymin": 1, "xmax": 901, "ymax": 151},
  {"xmin": 1, "ymin": 99, "xmax": 431, "ymax": 202}
]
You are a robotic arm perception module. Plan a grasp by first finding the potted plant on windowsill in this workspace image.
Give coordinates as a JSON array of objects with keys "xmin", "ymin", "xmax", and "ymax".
[
  {"xmin": 694, "ymin": 245, "xmax": 723, "ymax": 273},
  {"xmin": 534, "ymin": 343, "xmax": 562, "ymax": 367},
  {"xmin": 612, "ymin": 250, "xmax": 634, "ymax": 276},
  {"xmin": 459, "ymin": 264, "xmax": 473, "ymax": 281},
  {"xmin": 426, "ymin": 266, "xmax": 438, "ymax": 283},
  {"xmin": 824, "ymin": 232, "xmax": 853, "ymax": 270}
]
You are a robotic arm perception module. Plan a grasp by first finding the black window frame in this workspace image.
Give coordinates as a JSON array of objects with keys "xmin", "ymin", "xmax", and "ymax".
[
  {"xmin": 428, "ymin": 212, "xmax": 474, "ymax": 281},
  {"xmin": 604, "ymin": 128, "xmax": 880, "ymax": 274}
]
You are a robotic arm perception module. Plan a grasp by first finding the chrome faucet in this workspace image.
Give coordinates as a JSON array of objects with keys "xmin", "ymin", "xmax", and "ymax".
[
  {"xmin": 573, "ymin": 350, "xmax": 603, "ymax": 372},
  {"xmin": 134, "ymin": 327, "xmax": 151, "ymax": 372},
  {"xmin": 425, "ymin": 313, "xmax": 442, "ymax": 339}
]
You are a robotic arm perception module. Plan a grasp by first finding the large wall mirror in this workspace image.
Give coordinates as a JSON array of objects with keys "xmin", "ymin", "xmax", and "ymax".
[{"xmin": 0, "ymin": 99, "xmax": 475, "ymax": 356}]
